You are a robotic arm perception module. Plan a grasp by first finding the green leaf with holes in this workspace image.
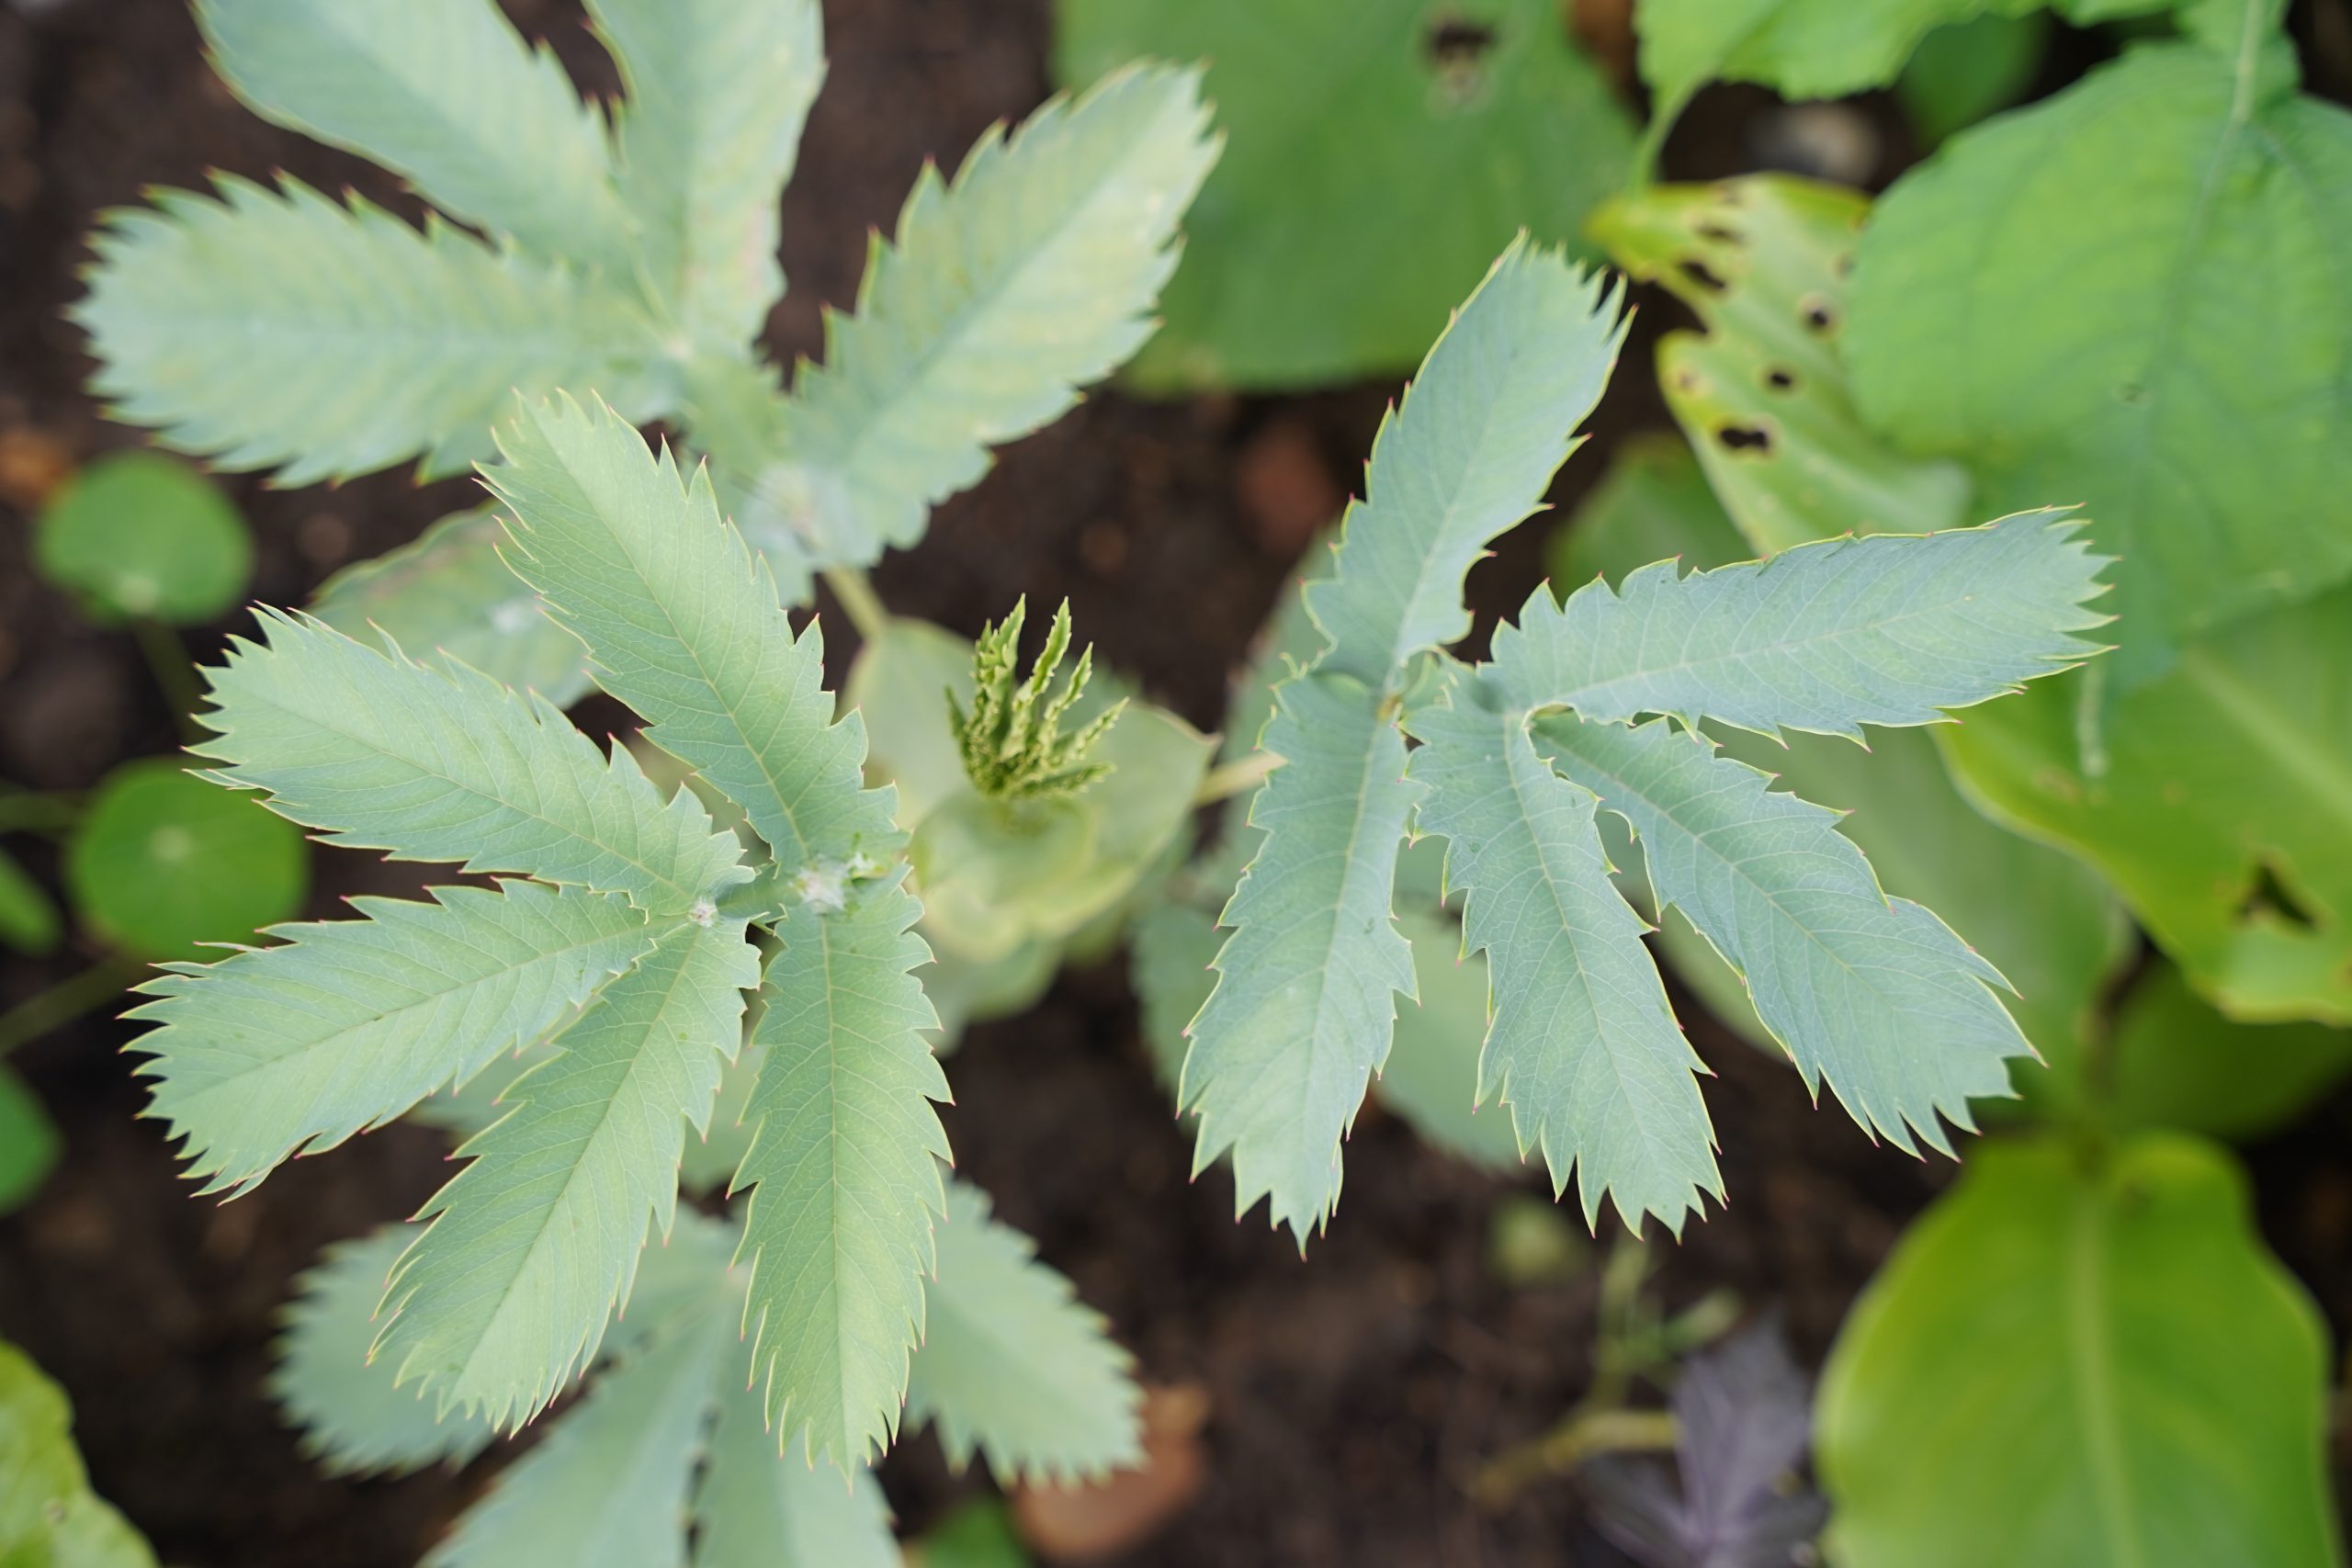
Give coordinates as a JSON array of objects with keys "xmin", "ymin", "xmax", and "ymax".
[
  {"xmin": 1589, "ymin": 175, "xmax": 1971, "ymax": 556},
  {"xmin": 1056, "ymin": 0, "xmax": 1634, "ymax": 389},
  {"xmin": 35, "ymin": 452, "xmax": 252, "ymax": 626},
  {"xmin": 1818, "ymin": 1133, "xmax": 2341, "ymax": 1568},
  {"xmin": 65, "ymin": 757, "xmax": 308, "ymax": 960}
]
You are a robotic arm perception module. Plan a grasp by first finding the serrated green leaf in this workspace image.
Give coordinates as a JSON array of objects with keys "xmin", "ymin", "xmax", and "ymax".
[
  {"xmin": 1494, "ymin": 512, "xmax": 2107, "ymax": 739},
  {"xmin": 732, "ymin": 889, "xmax": 947, "ymax": 1469},
  {"xmin": 34, "ymin": 451, "xmax": 252, "ymax": 626},
  {"xmin": 1848, "ymin": 25, "xmax": 2352, "ymax": 680},
  {"xmin": 1942, "ymin": 593, "xmax": 2352, "ymax": 1022},
  {"xmin": 273, "ymin": 1225, "xmax": 495, "ymax": 1477},
  {"xmin": 424, "ymin": 1296, "xmax": 728, "ymax": 1568},
  {"xmin": 739, "ymin": 63, "xmax": 1216, "ymax": 568},
  {"xmin": 1405, "ymin": 682, "xmax": 1716, "ymax": 1234},
  {"xmin": 1183, "ymin": 243, "xmax": 1623, "ymax": 1241},
  {"xmin": 907, "ymin": 1182, "xmax": 1141, "ymax": 1485},
  {"xmin": 311, "ymin": 508, "xmax": 594, "ymax": 708},
  {"xmin": 195, "ymin": 0, "xmax": 635, "ymax": 272},
  {"xmin": 1533, "ymin": 714, "xmax": 2029, "ymax": 1154},
  {"xmin": 379, "ymin": 917, "xmax": 757, "ymax": 1427},
  {"xmin": 0, "ymin": 1338, "xmax": 158, "ymax": 1568},
  {"xmin": 0, "ymin": 1066, "xmax": 59, "ymax": 1215},
  {"xmin": 1817, "ymin": 1133, "xmax": 2341, "ymax": 1568},
  {"xmin": 133, "ymin": 880, "xmax": 652, "ymax": 1196},
  {"xmin": 194, "ymin": 610, "xmax": 746, "ymax": 916},
  {"xmin": 75, "ymin": 176, "xmax": 668, "ymax": 486},
  {"xmin": 695, "ymin": 1379, "xmax": 898, "ymax": 1568},
  {"xmin": 66, "ymin": 756, "xmax": 308, "ymax": 960},
  {"xmin": 588, "ymin": 0, "xmax": 825, "ymax": 353},
  {"xmin": 1309, "ymin": 245, "xmax": 1624, "ymax": 686},
  {"xmin": 485, "ymin": 397, "xmax": 903, "ymax": 879},
  {"xmin": 1055, "ymin": 0, "xmax": 1634, "ymax": 389},
  {"xmin": 1589, "ymin": 176, "xmax": 1972, "ymax": 555}
]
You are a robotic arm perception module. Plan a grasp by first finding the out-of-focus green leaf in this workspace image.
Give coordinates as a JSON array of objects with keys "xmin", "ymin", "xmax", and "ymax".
[
  {"xmin": 1056, "ymin": 0, "xmax": 1634, "ymax": 389},
  {"xmin": 911, "ymin": 1499, "xmax": 1033, "ymax": 1568},
  {"xmin": 2088, "ymin": 964, "xmax": 2352, "ymax": 1140},
  {"xmin": 1849, "ymin": 17, "xmax": 2352, "ymax": 682},
  {"xmin": 1589, "ymin": 176, "xmax": 1971, "ymax": 556},
  {"xmin": 1818, "ymin": 1133, "xmax": 2341, "ymax": 1568},
  {"xmin": 311, "ymin": 508, "xmax": 594, "ymax": 707},
  {"xmin": 1942, "ymin": 591, "xmax": 2352, "ymax": 1023},
  {"xmin": 1898, "ymin": 10, "xmax": 2050, "ymax": 146},
  {"xmin": 0, "ymin": 1066, "xmax": 60, "ymax": 1214},
  {"xmin": 35, "ymin": 451, "xmax": 252, "ymax": 625},
  {"xmin": 0, "ymin": 1337, "xmax": 158, "ymax": 1568},
  {"xmin": 0, "ymin": 845, "xmax": 61, "ymax": 956},
  {"xmin": 65, "ymin": 757, "xmax": 307, "ymax": 960},
  {"xmin": 1382, "ymin": 904, "xmax": 1528, "ymax": 1175}
]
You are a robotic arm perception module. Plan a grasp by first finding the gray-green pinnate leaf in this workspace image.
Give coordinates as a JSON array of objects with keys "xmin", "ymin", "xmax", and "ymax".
[
  {"xmin": 587, "ymin": 0, "xmax": 826, "ymax": 354},
  {"xmin": 745, "ymin": 63, "xmax": 1217, "ymax": 567},
  {"xmin": 273, "ymin": 1226, "xmax": 494, "ymax": 1478},
  {"xmin": 1405, "ymin": 680, "xmax": 1718, "ymax": 1234},
  {"xmin": 195, "ymin": 0, "xmax": 636, "ymax": 273},
  {"xmin": 134, "ymin": 880, "xmax": 653, "ymax": 1197},
  {"xmin": 1534, "ymin": 715, "xmax": 2028, "ymax": 1153},
  {"xmin": 193, "ymin": 611, "xmax": 747, "ymax": 917},
  {"xmin": 1493, "ymin": 511, "xmax": 2108, "ymax": 738},
  {"xmin": 379, "ymin": 918, "xmax": 759, "ymax": 1428},
  {"xmin": 733, "ymin": 894, "xmax": 948, "ymax": 1470},
  {"xmin": 1182, "ymin": 242, "xmax": 1625, "ymax": 1242},
  {"xmin": 908, "ymin": 1181, "xmax": 1142, "ymax": 1485},
  {"xmin": 486, "ymin": 397, "xmax": 898, "ymax": 876},
  {"xmin": 74, "ymin": 177, "xmax": 666, "ymax": 486}
]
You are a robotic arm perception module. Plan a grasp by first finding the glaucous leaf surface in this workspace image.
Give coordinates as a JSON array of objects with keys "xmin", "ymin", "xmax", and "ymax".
[
  {"xmin": 1589, "ymin": 176, "xmax": 1971, "ymax": 555},
  {"xmin": 732, "ymin": 65, "xmax": 1216, "ymax": 569},
  {"xmin": 1056, "ymin": 0, "xmax": 1634, "ymax": 389},
  {"xmin": 587, "ymin": 0, "xmax": 825, "ymax": 354},
  {"xmin": 33, "ymin": 451, "xmax": 251, "ymax": 625},
  {"xmin": 1818, "ymin": 1133, "xmax": 2341, "ymax": 1568},
  {"xmin": 194, "ymin": 611, "xmax": 748, "ymax": 916},
  {"xmin": 1848, "ymin": 4, "xmax": 2352, "ymax": 680},
  {"xmin": 0, "ymin": 1339, "xmax": 157, "ymax": 1568},
  {"xmin": 195, "ymin": 0, "xmax": 635, "ymax": 272},
  {"xmin": 310, "ymin": 508, "xmax": 594, "ymax": 707},
  {"xmin": 135, "ymin": 881, "xmax": 652, "ymax": 1196},
  {"xmin": 906, "ymin": 1182, "xmax": 1143, "ymax": 1485},
  {"xmin": 74, "ymin": 177, "xmax": 668, "ymax": 486},
  {"xmin": 65, "ymin": 757, "xmax": 308, "ymax": 960},
  {"xmin": 732, "ymin": 894, "xmax": 948, "ymax": 1470},
  {"xmin": 1183, "ymin": 243, "xmax": 1623, "ymax": 1242},
  {"xmin": 274, "ymin": 1226, "xmax": 496, "ymax": 1477},
  {"xmin": 1495, "ymin": 511, "xmax": 2106, "ymax": 739},
  {"xmin": 380, "ymin": 919, "xmax": 758, "ymax": 1428},
  {"xmin": 1533, "ymin": 714, "xmax": 2029, "ymax": 1154},
  {"xmin": 1406, "ymin": 678, "xmax": 1716, "ymax": 1233}
]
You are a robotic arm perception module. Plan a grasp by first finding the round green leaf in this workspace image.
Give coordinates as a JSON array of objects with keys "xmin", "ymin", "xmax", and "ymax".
[
  {"xmin": 65, "ymin": 759, "xmax": 308, "ymax": 959},
  {"xmin": 34, "ymin": 451, "xmax": 252, "ymax": 625},
  {"xmin": 1056, "ymin": 0, "xmax": 1634, "ymax": 389},
  {"xmin": 1819, "ymin": 1133, "xmax": 2340, "ymax": 1568}
]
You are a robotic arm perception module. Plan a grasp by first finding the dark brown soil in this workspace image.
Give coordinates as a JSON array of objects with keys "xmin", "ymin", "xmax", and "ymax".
[{"xmin": 1, "ymin": 4, "xmax": 2345, "ymax": 1566}]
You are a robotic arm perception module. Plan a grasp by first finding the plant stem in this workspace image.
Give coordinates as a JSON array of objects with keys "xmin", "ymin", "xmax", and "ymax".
[
  {"xmin": 0, "ymin": 953, "xmax": 148, "ymax": 1060},
  {"xmin": 1471, "ymin": 1407, "xmax": 1679, "ymax": 1506},
  {"xmin": 131, "ymin": 616, "xmax": 204, "ymax": 745},
  {"xmin": 821, "ymin": 567, "xmax": 889, "ymax": 644},
  {"xmin": 1193, "ymin": 752, "xmax": 1283, "ymax": 807},
  {"xmin": 0, "ymin": 789, "xmax": 80, "ymax": 835}
]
